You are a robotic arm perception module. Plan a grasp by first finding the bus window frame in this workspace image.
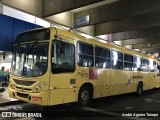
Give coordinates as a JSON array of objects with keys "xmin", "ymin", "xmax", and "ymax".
[
  {"xmin": 148, "ymin": 59, "xmax": 155, "ymax": 72},
  {"xmin": 141, "ymin": 58, "xmax": 149, "ymax": 72},
  {"xmin": 133, "ymin": 55, "xmax": 142, "ymax": 71},
  {"xmin": 77, "ymin": 41, "xmax": 94, "ymax": 67},
  {"xmin": 95, "ymin": 45, "xmax": 111, "ymax": 69},
  {"xmin": 51, "ymin": 39, "xmax": 76, "ymax": 74},
  {"xmin": 123, "ymin": 53, "xmax": 133, "ymax": 71},
  {"xmin": 111, "ymin": 49, "xmax": 124, "ymax": 70}
]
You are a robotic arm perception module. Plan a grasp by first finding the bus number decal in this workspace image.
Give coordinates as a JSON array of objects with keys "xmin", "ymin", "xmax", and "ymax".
[
  {"xmin": 77, "ymin": 70, "xmax": 88, "ymax": 78},
  {"xmin": 132, "ymin": 76, "xmax": 143, "ymax": 79}
]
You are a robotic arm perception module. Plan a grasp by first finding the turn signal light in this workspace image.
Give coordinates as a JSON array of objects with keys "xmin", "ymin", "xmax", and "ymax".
[{"xmin": 32, "ymin": 96, "xmax": 42, "ymax": 102}]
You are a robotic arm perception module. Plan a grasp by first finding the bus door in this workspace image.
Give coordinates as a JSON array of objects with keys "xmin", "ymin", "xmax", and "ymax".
[{"xmin": 49, "ymin": 39, "xmax": 77, "ymax": 105}]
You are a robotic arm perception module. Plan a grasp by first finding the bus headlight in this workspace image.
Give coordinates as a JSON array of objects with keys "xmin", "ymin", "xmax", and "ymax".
[
  {"xmin": 35, "ymin": 87, "xmax": 40, "ymax": 93},
  {"xmin": 38, "ymin": 82, "xmax": 46, "ymax": 88},
  {"xmin": 32, "ymin": 82, "xmax": 46, "ymax": 93},
  {"xmin": 9, "ymin": 84, "xmax": 16, "ymax": 89}
]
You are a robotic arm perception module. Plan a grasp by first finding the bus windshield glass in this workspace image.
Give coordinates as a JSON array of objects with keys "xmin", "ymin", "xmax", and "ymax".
[{"xmin": 11, "ymin": 42, "xmax": 48, "ymax": 77}]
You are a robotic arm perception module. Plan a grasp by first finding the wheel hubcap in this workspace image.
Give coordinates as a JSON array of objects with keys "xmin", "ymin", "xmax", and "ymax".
[
  {"xmin": 139, "ymin": 87, "xmax": 142, "ymax": 94},
  {"xmin": 81, "ymin": 91, "xmax": 89, "ymax": 103}
]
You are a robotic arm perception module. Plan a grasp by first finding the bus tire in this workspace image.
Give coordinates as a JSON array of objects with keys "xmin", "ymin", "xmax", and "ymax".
[
  {"xmin": 78, "ymin": 85, "xmax": 91, "ymax": 106},
  {"xmin": 137, "ymin": 82, "xmax": 143, "ymax": 96}
]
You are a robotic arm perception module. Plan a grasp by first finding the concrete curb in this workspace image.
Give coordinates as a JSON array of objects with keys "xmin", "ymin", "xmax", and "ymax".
[{"xmin": 0, "ymin": 100, "xmax": 26, "ymax": 107}]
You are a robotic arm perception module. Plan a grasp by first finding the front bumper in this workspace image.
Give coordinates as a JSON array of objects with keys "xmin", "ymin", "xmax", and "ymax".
[{"xmin": 8, "ymin": 87, "xmax": 49, "ymax": 106}]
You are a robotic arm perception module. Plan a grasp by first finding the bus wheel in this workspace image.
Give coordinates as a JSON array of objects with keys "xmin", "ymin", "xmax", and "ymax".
[
  {"xmin": 137, "ymin": 82, "xmax": 143, "ymax": 96},
  {"xmin": 78, "ymin": 85, "xmax": 91, "ymax": 106}
]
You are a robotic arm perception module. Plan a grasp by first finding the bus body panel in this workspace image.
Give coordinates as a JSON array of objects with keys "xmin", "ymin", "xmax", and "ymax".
[
  {"xmin": 156, "ymin": 76, "xmax": 160, "ymax": 88},
  {"xmin": 99, "ymin": 69, "xmax": 111, "ymax": 97},
  {"xmin": 148, "ymin": 72, "xmax": 154, "ymax": 90},
  {"xmin": 110, "ymin": 70, "xmax": 120, "ymax": 95},
  {"xmin": 111, "ymin": 70, "xmax": 134, "ymax": 95},
  {"xmin": 119, "ymin": 70, "xmax": 135, "ymax": 94},
  {"xmin": 49, "ymin": 73, "xmax": 77, "ymax": 105}
]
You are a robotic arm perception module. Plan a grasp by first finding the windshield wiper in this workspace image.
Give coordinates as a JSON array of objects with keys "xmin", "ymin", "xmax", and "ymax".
[
  {"xmin": 16, "ymin": 46, "xmax": 20, "ymax": 57},
  {"xmin": 15, "ymin": 43, "xmax": 22, "ymax": 63},
  {"xmin": 27, "ymin": 41, "xmax": 38, "ymax": 55}
]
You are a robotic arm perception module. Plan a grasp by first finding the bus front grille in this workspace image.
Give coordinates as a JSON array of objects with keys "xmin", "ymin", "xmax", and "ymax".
[
  {"xmin": 17, "ymin": 92, "xmax": 29, "ymax": 98},
  {"xmin": 13, "ymin": 79, "xmax": 36, "ymax": 86},
  {"xmin": 16, "ymin": 86, "xmax": 32, "ymax": 91}
]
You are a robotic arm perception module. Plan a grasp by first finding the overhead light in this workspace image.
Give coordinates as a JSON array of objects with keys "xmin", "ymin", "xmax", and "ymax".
[
  {"xmin": 8, "ymin": 55, "xmax": 12, "ymax": 59},
  {"xmin": 134, "ymin": 49, "xmax": 140, "ymax": 51},
  {"xmin": 142, "ymin": 51, "xmax": 146, "ymax": 53}
]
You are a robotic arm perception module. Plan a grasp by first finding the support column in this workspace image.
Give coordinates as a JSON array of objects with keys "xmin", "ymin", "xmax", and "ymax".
[
  {"xmin": 0, "ymin": 2, "xmax": 3, "ymax": 14},
  {"xmin": 107, "ymin": 34, "xmax": 112, "ymax": 44}
]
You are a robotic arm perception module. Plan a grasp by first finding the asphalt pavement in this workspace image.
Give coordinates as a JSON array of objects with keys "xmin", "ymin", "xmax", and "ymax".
[{"xmin": 0, "ymin": 88, "xmax": 160, "ymax": 120}]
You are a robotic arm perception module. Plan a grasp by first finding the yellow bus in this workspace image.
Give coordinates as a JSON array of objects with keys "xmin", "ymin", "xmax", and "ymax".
[{"xmin": 8, "ymin": 27, "xmax": 158, "ymax": 107}]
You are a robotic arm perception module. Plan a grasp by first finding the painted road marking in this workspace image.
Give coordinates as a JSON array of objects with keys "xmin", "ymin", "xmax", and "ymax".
[
  {"xmin": 0, "ymin": 107, "xmax": 10, "ymax": 111},
  {"xmin": 125, "ymin": 106, "xmax": 133, "ymax": 110}
]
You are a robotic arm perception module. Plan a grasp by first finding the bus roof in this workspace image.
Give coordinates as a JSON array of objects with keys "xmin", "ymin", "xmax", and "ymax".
[{"xmin": 50, "ymin": 27, "xmax": 155, "ymax": 60}]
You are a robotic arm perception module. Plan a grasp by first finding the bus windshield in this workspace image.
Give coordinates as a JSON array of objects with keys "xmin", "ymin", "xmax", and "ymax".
[{"xmin": 11, "ymin": 42, "xmax": 48, "ymax": 77}]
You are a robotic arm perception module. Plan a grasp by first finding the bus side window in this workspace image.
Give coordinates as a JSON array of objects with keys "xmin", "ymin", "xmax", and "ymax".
[
  {"xmin": 77, "ymin": 42, "xmax": 94, "ymax": 67},
  {"xmin": 51, "ymin": 40, "xmax": 75, "ymax": 73},
  {"xmin": 124, "ymin": 54, "xmax": 133, "ymax": 71},
  {"xmin": 141, "ymin": 59, "xmax": 149, "ymax": 72},
  {"xmin": 111, "ymin": 50, "xmax": 123, "ymax": 70},
  {"xmin": 95, "ymin": 46, "xmax": 110, "ymax": 69},
  {"xmin": 133, "ymin": 56, "xmax": 141, "ymax": 71},
  {"xmin": 148, "ymin": 60, "xmax": 155, "ymax": 72}
]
